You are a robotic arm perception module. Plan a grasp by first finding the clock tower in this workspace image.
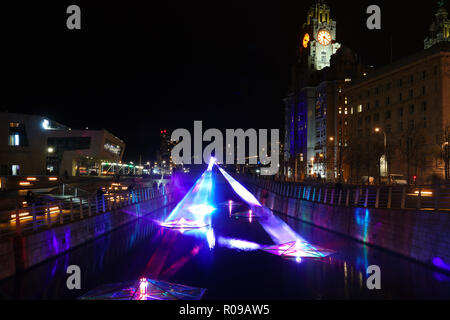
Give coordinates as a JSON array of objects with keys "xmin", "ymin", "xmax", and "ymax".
[{"xmin": 301, "ymin": 0, "xmax": 341, "ymax": 71}]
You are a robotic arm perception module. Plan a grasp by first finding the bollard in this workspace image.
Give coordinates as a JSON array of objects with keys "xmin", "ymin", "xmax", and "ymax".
[
  {"xmin": 102, "ymin": 195, "xmax": 106, "ymax": 213},
  {"xmin": 32, "ymin": 203, "xmax": 37, "ymax": 231},
  {"xmin": 338, "ymin": 189, "xmax": 342, "ymax": 206},
  {"xmin": 323, "ymin": 188, "xmax": 328, "ymax": 204},
  {"xmin": 401, "ymin": 187, "xmax": 406, "ymax": 209},
  {"xmin": 47, "ymin": 203, "xmax": 52, "ymax": 226},
  {"xmin": 346, "ymin": 189, "xmax": 350, "ymax": 207},
  {"xmin": 416, "ymin": 187, "xmax": 422, "ymax": 210},
  {"xmin": 375, "ymin": 187, "xmax": 380, "ymax": 208},
  {"xmin": 434, "ymin": 186, "xmax": 440, "ymax": 211},
  {"xmin": 79, "ymin": 198, "xmax": 84, "ymax": 219},
  {"xmin": 355, "ymin": 188, "xmax": 360, "ymax": 206},
  {"xmin": 88, "ymin": 197, "xmax": 92, "ymax": 217},
  {"xmin": 59, "ymin": 201, "xmax": 64, "ymax": 224},
  {"xmin": 15, "ymin": 205, "xmax": 21, "ymax": 235},
  {"xmin": 96, "ymin": 196, "xmax": 99, "ymax": 214},
  {"xmin": 70, "ymin": 198, "xmax": 74, "ymax": 221},
  {"xmin": 387, "ymin": 187, "xmax": 392, "ymax": 209},
  {"xmin": 330, "ymin": 189, "xmax": 335, "ymax": 205}
]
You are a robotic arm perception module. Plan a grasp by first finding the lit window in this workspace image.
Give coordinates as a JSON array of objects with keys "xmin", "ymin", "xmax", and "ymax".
[
  {"xmin": 9, "ymin": 134, "xmax": 20, "ymax": 146},
  {"xmin": 358, "ymin": 105, "xmax": 363, "ymax": 113}
]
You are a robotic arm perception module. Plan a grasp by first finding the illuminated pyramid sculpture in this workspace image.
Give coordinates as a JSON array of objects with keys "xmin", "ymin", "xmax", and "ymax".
[
  {"xmin": 79, "ymin": 277, "xmax": 206, "ymax": 300},
  {"xmin": 261, "ymin": 240, "xmax": 335, "ymax": 261},
  {"xmin": 161, "ymin": 158, "xmax": 216, "ymax": 229}
]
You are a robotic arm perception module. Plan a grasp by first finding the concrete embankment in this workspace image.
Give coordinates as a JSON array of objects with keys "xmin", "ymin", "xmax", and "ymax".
[
  {"xmin": 250, "ymin": 185, "xmax": 450, "ymax": 272},
  {"xmin": 0, "ymin": 191, "xmax": 182, "ymax": 280}
]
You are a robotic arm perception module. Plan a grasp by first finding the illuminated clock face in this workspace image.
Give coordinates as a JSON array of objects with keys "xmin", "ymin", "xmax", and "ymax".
[
  {"xmin": 317, "ymin": 30, "xmax": 332, "ymax": 46},
  {"xmin": 302, "ymin": 33, "xmax": 310, "ymax": 48}
]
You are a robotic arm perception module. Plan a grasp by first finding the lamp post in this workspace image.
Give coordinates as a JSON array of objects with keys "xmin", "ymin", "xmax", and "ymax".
[
  {"xmin": 442, "ymin": 141, "xmax": 449, "ymax": 181},
  {"xmin": 374, "ymin": 128, "xmax": 387, "ymax": 184}
]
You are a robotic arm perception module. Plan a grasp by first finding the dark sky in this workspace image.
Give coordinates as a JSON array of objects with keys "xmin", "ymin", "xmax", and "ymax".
[{"xmin": 0, "ymin": 0, "xmax": 442, "ymax": 161}]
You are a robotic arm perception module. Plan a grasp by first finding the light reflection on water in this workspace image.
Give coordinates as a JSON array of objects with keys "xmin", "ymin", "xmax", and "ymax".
[{"xmin": 1, "ymin": 180, "xmax": 450, "ymax": 300}]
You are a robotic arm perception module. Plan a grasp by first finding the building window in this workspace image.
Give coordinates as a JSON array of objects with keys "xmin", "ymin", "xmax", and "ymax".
[
  {"xmin": 386, "ymin": 96, "xmax": 390, "ymax": 105},
  {"xmin": 399, "ymin": 93, "xmax": 403, "ymax": 101},
  {"xmin": 8, "ymin": 134, "xmax": 20, "ymax": 146},
  {"xmin": 399, "ymin": 121, "xmax": 403, "ymax": 131},
  {"xmin": 366, "ymin": 115, "xmax": 371, "ymax": 124},
  {"xmin": 422, "ymin": 71, "xmax": 427, "ymax": 79},
  {"xmin": 374, "ymin": 113, "xmax": 380, "ymax": 121},
  {"xmin": 385, "ymin": 111, "xmax": 391, "ymax": 120},
  {"xmin": 11, "ymin": 165, "xmax": 20, "ymax": 176},
  {"xmin": 410, "ymin": 104, "xmax": 415, "ymax": 114},
  {"xmin": 423, "ymin": 117, "xmax": 427, "ymax": 128},
  {"xmin": 386, "ymin": 82, "xmax": 391, "ymax": 90},
  {"xmin": 386, "ymin": 124, "xmax": 392, "ymax": 133},
  {"xmin": 410, "ymin": 75, "xmax": 414, "ymax": 83},
  {"xmin": 398, "ymin": 107, "xmax": 403, "ymax": 117},
  {"xmin": 367, "ymin": 102, "xmax": 370, "ymax": 110},
  {"xmin": 409, "ymin": 88, "xmax": 413, "ymax": 98},
  {"xmin": 375, "ymin": 100, "xmax": 379, "ymax": 107},
  {"xmin": 399, "ymin": 79, "xmax": 403, "ymax": 87},
  {"xmin": 422, "ymin": 86, "xmax": 426, "ymax": 96},
  {"xmin": 422, "ymin": 101, "xmax": 427, "ymax": 112},
  {"xmin": 358, "ymin": 104, "xmax": 363, "ymax": 113},
  {"xmin": 8, "ymin": 123, "xmax": 28, "ymax": 147},
  {"xmin": 409, "ymin": 120, "xmax": 415, "ymax": 130}
]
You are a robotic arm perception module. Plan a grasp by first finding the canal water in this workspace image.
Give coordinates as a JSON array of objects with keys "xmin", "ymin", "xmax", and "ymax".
[{"xmin": 1, "ymin": 173, "xmax": 449, "ymax": 300}]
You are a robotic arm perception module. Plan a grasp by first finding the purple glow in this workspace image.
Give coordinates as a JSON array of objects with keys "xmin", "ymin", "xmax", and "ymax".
[
  {"xmin": 432, "ymin": 257, "xmax": 450, "ymax": 272},
  {"xmin": 217, "ymin": 167, "xmax": 262, "ymax": 207}
]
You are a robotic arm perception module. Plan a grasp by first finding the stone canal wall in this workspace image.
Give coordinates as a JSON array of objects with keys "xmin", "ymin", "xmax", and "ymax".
[
  {"xmin": 0, "ymin": 238, "xmax": 15, "ymax": 280},
  {"xmin": 1, "ymin": 192, "xmax": 182, "ymax": 279},
  {"xmin": 250, "ymin": 185, "xmax": 450, "ymax": 272}
]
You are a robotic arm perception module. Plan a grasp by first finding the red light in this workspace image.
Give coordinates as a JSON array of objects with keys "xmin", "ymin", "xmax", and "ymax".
[{"xmin": 413, "ymin": 176, "xmax": 417, "ymax": 180}]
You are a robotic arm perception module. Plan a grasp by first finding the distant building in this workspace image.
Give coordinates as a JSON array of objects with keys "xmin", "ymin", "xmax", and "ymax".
[
  {"xmin": 344, "ymin": 42, "xmax": 450, "ymax": 184},
  {"xmin": 424, "ymin": 2, "xmax": 450, "ymax": 49},
  {"xmin": 158, "ymin": 129, "xmax": 176, "ymax": 175},
  {"xmin": 0, "ymin": 112, "xmax": 125, "ymax": 177}
]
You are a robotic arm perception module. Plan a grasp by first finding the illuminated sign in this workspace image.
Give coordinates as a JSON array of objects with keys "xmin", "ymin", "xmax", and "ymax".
[{"xmin": 104, "ymin": 142, "xmax": 121, "ymax": 155}]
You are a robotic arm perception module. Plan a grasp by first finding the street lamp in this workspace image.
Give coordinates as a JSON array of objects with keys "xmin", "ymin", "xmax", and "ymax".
[{"xmin": 374, "ymin": 128, "xmax": 388, "ymax": 183}]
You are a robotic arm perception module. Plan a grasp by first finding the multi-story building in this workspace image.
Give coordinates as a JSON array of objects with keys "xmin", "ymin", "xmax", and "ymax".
[
  {"xmin": 284, "ymin": 0, "xmax": 366, "ymax": 181},
  {"xmin": 344, "ymin": 7, "xmax": 450, "ymax": 185},
  {"xmin": 0, "ymin": 112, "xmax": 125, "ymax": 177}
]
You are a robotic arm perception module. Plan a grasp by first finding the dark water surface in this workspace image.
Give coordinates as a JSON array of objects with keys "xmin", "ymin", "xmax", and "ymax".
[{"xmin": 1, "ymin": 175, "xmax": 450, "ymax": 300}]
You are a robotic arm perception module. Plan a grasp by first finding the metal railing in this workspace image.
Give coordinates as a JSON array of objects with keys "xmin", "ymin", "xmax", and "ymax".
[
  {"xmin": 243, "ymin": 176, "xmax": 450, "ymax": 212},
  {"xmin": 0, "ymin": 186, "xmax": 169, "ymax": 238}
]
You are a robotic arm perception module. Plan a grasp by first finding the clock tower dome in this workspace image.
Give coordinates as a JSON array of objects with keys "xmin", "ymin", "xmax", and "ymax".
[{"xmin": 301, "ymin": 0, "xmax": 341, "ymax": 71}]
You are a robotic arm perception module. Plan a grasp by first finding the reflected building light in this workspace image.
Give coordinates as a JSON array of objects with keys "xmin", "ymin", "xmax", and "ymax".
[
  {"xmin": 217, "ymin": 237, "xmax": 261, "ymax": 251},
  {"xmin": 206, "ymin": 228, "xmax": 215, "ymax": 249}
]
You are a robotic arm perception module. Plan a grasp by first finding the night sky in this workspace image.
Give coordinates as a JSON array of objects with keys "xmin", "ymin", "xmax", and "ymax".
[{"xmin": 0, "ymin": 1, "xmax": 442, "ymax": 161}]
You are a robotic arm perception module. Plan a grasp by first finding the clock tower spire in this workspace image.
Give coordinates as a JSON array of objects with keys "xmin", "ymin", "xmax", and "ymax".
[
  {"xmin": 424, "ymin": 1, "xmax": 450, "ymax": 49},
  {"xmin": 300, "ymin": 0, "xmax": 341, "ymax": 71}
]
